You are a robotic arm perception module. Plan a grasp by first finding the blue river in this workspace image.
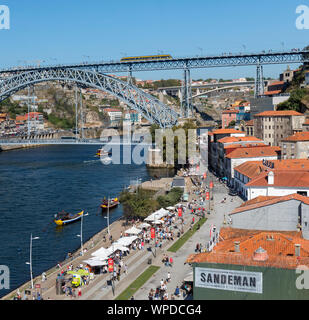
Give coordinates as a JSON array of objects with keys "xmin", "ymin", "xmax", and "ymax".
[{"xmin": 0, "ymin": 145, "xmax": 156, "ymax": 298}]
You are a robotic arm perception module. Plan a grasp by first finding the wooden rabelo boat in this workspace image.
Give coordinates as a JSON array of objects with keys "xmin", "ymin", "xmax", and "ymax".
[
  {"xmin": 100, "ymin": 198, "xmax": 119, "ymax": 213},
  {"xmin": 54, "ymin": 210, "xmax": 84, "ymax": 226}
]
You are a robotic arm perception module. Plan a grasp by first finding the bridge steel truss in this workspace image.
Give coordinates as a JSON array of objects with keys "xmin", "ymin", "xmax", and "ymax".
[
  {"xmin": 0, "ymin": 68, "xmax": 179, "ymax": 128},
  {"xmin": 0, "ymin": 50, "xmax": 308, "ymax": 122}
]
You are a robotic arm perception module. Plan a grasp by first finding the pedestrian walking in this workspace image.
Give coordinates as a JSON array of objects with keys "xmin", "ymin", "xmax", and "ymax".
[
  {"xmin": 169, "ymin": 257, "xmax": 173, "ymax": 267},
  {"xmin": 78, "ymin": 287, "xmax": 82, "ymax": 298},
  {"xmin": 167, "ymin": 272, "xmax": 171, "ymax": 282}
]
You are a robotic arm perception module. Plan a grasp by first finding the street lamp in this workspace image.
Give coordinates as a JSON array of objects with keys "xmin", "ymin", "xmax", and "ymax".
[
  {"xmin": 103, "ymin": 197, "xmax": 111, "ymax": 235},
  {"xmin": 77, "ymin": 212, "xmax": 89, "ymax": 256},
  {"xmin": 25, "ymin": 233, "xmax": 40, "ymax": 290}
]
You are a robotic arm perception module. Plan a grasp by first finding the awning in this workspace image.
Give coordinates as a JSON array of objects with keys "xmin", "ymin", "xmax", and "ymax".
[
  {"xmin": 152, "ymin": 220, "xmax": 164, "ymax": 225},
  {"xmin": 144, "ymin": 208, "xmax": 169, "ymax": 221},
  {"xmin": 139, "ymin": 222, "xmax": 151, "ymax": 229},
  {"xmin": 125, "ymin": 226, "xmax": 142, "ymax": 235},
  {"xmin": 83, "ymin": 258, "xmax": 108, "ymax": 267},
  {"xmin": 109, "ymin": 243, "xmax": 130, "ymax": 253},
  {"xmin": 114, "ymin": 236, "xmax": 138, "ymax": 246},
  {"xmin": 166, "ymin": 206, "xmax": 175, "ymax": 210},
  {"xmin": 91, "ymin": 247, "xmax": 112, "ymax": 258}
]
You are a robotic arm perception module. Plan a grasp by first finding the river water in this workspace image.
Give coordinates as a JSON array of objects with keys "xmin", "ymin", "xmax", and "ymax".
[{"xmin": 0, "ymin": 145, "xmax": 154, "ymax": 298}]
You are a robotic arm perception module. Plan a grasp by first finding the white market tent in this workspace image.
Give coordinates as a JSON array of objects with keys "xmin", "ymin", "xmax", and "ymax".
[
  {"xmin": 125, "ymin": 226, "xmax": 142, "ymax": 235},
  {"xmin": 166, "ymin": 206, "xmax": 175, "ymax": 211},
  {"xmin": 152, "ymin": 220, "xmax": 164, "ymax": 225},
  {"xmin": 91, "ymin": 247, "xmax": 112, "ymax": 258},
  {"xmin": 83, "ymin": 258, "xmax": 108, "ymax": 267},
  {"xmin": 109, "ymin": 243, "xmax": 130, "ymax": 253},
  {"xmin": 139, "ymin": 222, "xmax": 151, "ymax": 229},
  {"xmin": 144, "ymin": 208, "xmax": 169, "ymax": 222},
  {"xmin": 114, "ymin": 236, "xmax": 138, "ymax": 246}
]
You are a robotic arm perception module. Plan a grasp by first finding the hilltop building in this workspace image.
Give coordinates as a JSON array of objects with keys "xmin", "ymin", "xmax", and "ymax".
[{"xmin": 254, "ymin": 111, "xmax": 306, "ymax": 146}]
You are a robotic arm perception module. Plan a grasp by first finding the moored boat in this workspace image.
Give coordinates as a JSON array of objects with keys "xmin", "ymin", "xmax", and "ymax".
[
  {"xmin": 96, "ymin": 149, "xmax": 112, "ymax": 157},
  {"xmin": 54, "ymin": 210, "xmax": 84, "ymax": 226},
  {"xmin": 101, "ymin": 198, "xmax": 119, "ymax": 213}
]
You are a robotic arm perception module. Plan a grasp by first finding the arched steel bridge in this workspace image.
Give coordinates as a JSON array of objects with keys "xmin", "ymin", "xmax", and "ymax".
[{"xmin": 0, "ymin": 68, "xmax": 179, "ymax": 128}]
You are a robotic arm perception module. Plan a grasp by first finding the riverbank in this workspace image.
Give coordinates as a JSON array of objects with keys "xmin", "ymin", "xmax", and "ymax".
[
  {"xmin": 2, "ymin": 214, "xmax": 127, "ymax": 300},
  {"xmin": 0, "ymin": 144, "xmax": 44, "ymax": 152},
  {"xmin": 2, "ymin": 168, "xmax": 189, "ymax": 300}
]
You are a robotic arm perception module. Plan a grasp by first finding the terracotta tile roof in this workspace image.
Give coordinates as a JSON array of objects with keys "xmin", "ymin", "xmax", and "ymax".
[
  {"xmin": 223, "ymin": 142, "xmax": 265, "ymax": 150},
  {"xmin": 187, "ymin": 228, "xmax": 309, "ymax": 269},
  {"xmin": 211, "ymin": 128, "xmax": 244, "ymax": 135},
  {"xmin": 234, "ymin": 161, "xmax": 267, "ymax": 179},
  {"xmin": 263, "ymin": 90, "xmax": 282, "ymax": 96},
  {"xmin": 254, "ymin": 111, "xmax": 304, "ymax": 117},
  {"xmin": 246, "ymin": 170, "xmax": 309, "ymax": 188},
  {"xmin": 303, "ymin": 119, "xmax": 309, "ymax": 125},
  {"xmin": 231, "ymin": 193, "xmax": 309, "ymax": 215},
  {"xmin": 217, "ymin": 136, "xmax": 263, "ymax": 144},
  {"xmin": 225, "ymin": 146, "xmax": 280, "ymax": 159},
  {"xmin": 269, "ymin": 81, "xmax": 285, "ymax": 86},
  {"xmin": 245, "ymin": 120, "xmax": 254, "ymax": 126},
  {"xmin": 235, "ymin": 159, "xmax": 309, "ymax": 180},
  {"xmin": 222, "ymin": 109, "xmax": 239, "ymax": 114},
  {"xmin": 282, "ymin": 131, "xmax": 309, "ymax": 142}
]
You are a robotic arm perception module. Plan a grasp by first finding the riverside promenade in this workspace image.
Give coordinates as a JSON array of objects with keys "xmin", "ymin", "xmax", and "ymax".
[
  {"xmin": 3, "ymin": 172, "xmax": 243, "ymax": 301},
  {"xmin": 133, "ymin": 172, "xmax": 243, "ymax": 300}
]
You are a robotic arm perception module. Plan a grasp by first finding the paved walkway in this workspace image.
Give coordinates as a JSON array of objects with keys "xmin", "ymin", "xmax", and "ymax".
[
  {"xmin": 6, "ymin": 173, "xmax": 243, "ymax": 301},
  {"xmin": 133, "ymin": 173, "xmax": 243, "ymax": 300}
]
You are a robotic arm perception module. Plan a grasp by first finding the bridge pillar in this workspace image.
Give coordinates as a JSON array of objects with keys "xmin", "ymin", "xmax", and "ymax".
[
  {"xmin": 181, "ymin": 66, "xmax": 193, "ymax": 118},
  {"xmin": 127, "ymin": 64, "xmax": 133, "ymax": 85},
  {"xmin": 255, "ymin": 61, "xmax": 264, "ymax": 98}
]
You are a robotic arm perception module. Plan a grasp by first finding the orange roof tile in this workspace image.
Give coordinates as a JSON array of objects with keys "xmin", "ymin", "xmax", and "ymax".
[
  {"xmin": 245, "ymin": 120, "xmax": 254, "ymax": 126},
  {"xmin": 211, "ymin": 128, "xmax": 244, "ymax": 135},
  {"xmin": 225, "ymin": 146, "xmax": 280, "ymax": 159},
  {"xmin": 255, "ymin": 110, "xmax": 304, "ymax": 117},
  {"xmin": 235, "ymin": 159, "xmax": 309, "ymax": 179},
  {"xmin": 222, "ymin": 109, "xmax": 239, "ymax": 114},
  {"xmin": 263, "ymin": 90, "xmax": 282, "ymax": 96},
  {"xmin": 187, "ymin": 228, "xmax": 309, "ymax": 269},
  {"xmin": 246, "ymin": 170, "xmax": 309, "ymax": 188},
  {"xmin": 282, "ymin": 131, "xmax": 309, "ymax": 142},
  {"xmin": 217, "ymin": 136, "xmax": 263, "ymax": 144}
]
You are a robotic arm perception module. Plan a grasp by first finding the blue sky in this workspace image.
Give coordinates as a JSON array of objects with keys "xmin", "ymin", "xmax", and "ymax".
[{"xmin": 0, "ymin": 0, "xmax": 308, "ymax": 80}]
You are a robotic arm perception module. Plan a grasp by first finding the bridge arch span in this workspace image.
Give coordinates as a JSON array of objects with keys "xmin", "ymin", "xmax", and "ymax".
[{"xmin": 0, "ymin": 68, "xmax": 178, "ymax": 128}]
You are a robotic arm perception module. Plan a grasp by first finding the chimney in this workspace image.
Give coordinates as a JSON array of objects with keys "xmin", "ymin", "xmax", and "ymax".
[
  {"xmin": 295, "ymin": 244, "xmax": 301, "ymax": 257},
  {"xmin": 267, "ymin": 171, "xmax": 274, "ymax": 185},
  {"xmin": 253, "ymin": 247, "xmax": 269, "ymax": 261},
  {"xmin": 234, "ymin": 241, "xmax": 240, "ymax": 252}
]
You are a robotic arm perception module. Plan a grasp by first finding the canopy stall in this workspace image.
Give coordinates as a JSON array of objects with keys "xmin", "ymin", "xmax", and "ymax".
[
  {"xmin": 139, "ymin": 222, "xmax": 151, "ymax": 229},
  {"xmin": 144, "ymin": 208, "xmax": 169, "ymax": 222},
  {"xmin": 125, "ymin": 226, "xmax": 142, "ymax": 235},
  {"xmin": 108, "ymin": 243, "xmax": 130, "ymax": 253},
  {"xmin": 91, "ymin": 247, "xmax": 112, "ymax": 258},
  {"xmin": 114, "ymin": 236, "xmax": 138, "ymax": 247},
  {"xmin": 83, "ymin": 258, "xmax": 108, "ymax": 267}
]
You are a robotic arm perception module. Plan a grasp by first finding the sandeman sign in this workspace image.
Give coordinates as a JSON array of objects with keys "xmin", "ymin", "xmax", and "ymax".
[{"xmin": 195, "ymin": 267, "xmax": 263, "ymax": 294}]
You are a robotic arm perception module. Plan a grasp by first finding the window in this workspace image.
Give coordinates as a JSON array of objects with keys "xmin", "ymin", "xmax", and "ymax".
[
  {"xmin": 283, "ymin": 144, "xmax": 286, "ymax": 148},
  {"xmin": 297, "ymin": 191, "xmax": 308, "ymax": 197}
]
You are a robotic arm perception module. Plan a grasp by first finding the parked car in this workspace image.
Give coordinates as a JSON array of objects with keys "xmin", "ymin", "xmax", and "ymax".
[{"xmin": 228, "ymin": 190, "xmax": 238, "ymax": 196}]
